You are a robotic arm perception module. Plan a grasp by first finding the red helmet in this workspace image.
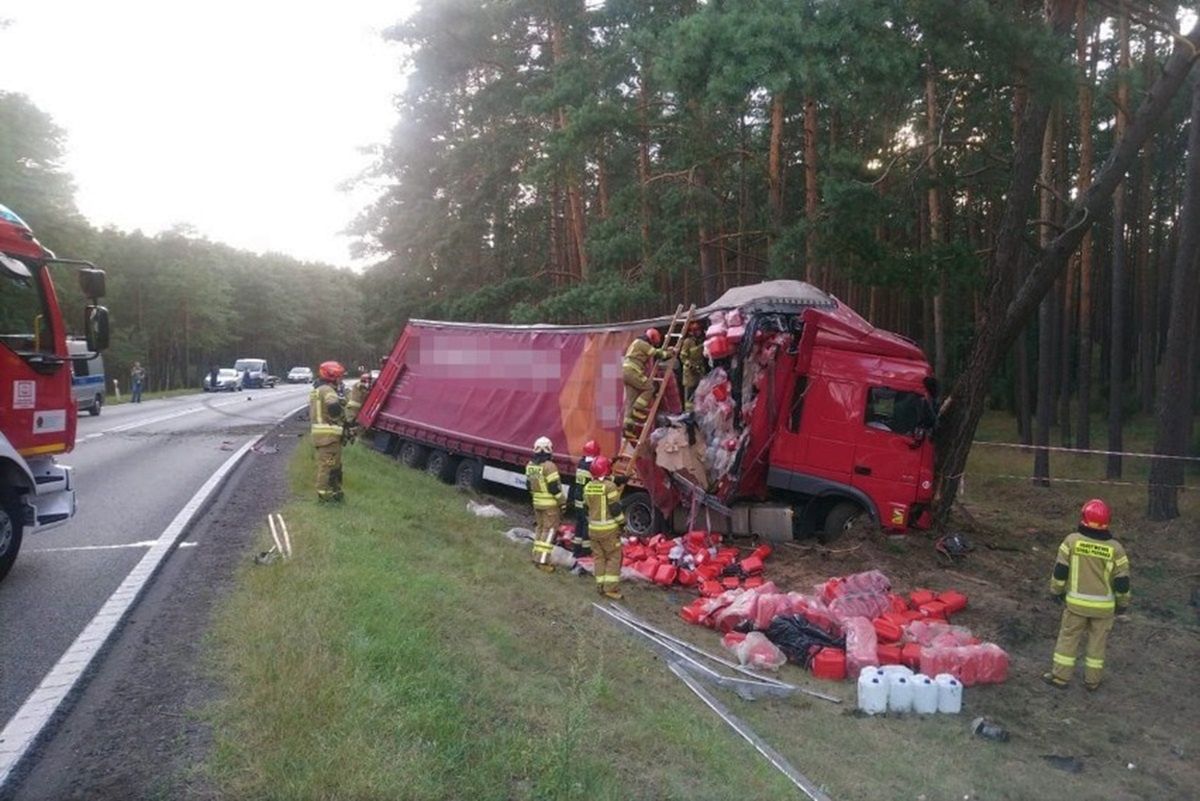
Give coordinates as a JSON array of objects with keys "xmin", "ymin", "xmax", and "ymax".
[
  {"xmin": 582, "ymin": 439, "xmax": 600, "ymax": 457},
  {"xmin": 591, "ymin": 456, "xmax": 612, "ymax": 478},
  {"xmin": 1080, "ymin": 498, "xmax": 1111, "ymax": 530},
  {"xmin": 319, "ymin": 361, "xmax": 346, "ymax": 382},
  {"xmin": 645, "ymin": 328, "xmax": 662, "ymax": 346}
]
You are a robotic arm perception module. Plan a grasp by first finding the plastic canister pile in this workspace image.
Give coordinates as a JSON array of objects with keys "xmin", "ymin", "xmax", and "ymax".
[{"xmin": 619, "ymin": 530, "xmax": 773, "ymax": 592}]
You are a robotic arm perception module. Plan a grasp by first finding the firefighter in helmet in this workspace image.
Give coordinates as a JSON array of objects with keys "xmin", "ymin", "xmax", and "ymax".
[
  {"xmin": 345, "ymin": 371, "xmax": 373, "ymax": 434},
  {"xmin": 567, "ymin": 439, "xmax": 600, "ymax": 557},
  {"xmin": 679, "ymin": 320, "xmax": 707, "ymax": 411},
  {"xmin": 310, "ymin": 361, "xmax": 347, "ymax": 502},
  {"xmin": 526, "ymin": 436, "xmax": 566, "ymax": 572},
  {"xmin": 622, "ymin": 328, "xmax": 668, "ymax": 442},
  {"xmin": 584, "ymin": 455, "xmax": 625, "ymax": 599},
  {"xmin": 1043, "ymin": 498, "xmax": 1131, "ymax": 691}
]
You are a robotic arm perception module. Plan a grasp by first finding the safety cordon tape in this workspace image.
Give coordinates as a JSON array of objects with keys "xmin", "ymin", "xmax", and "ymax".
[
  {"xmin": 972, "ymin": 440, "xmax": 1200, "ymax": 462},
  {"xmin": 985, "ymin": 474, "xmax": 1194, "ymax": 490}
]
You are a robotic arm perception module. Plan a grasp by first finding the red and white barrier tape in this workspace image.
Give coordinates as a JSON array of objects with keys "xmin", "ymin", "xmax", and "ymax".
[
  {"xmin": 984, "ymin": 473, "xmax": 1193, "ymax": 490},
  {"xmin": 973, "ymin": 440, "xmax": 1200, "ymax": 462}
]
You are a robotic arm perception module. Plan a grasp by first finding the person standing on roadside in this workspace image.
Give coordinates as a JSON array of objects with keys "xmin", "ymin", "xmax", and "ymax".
[
  {"xmin": 526, "ymin": 436, "xmax": 565, "ymax": 572},
  {"xmin": 567, "ymin": 439, "xmax": 600, "ymax": 557},
  {"xmin": 1043, "ymin": 499, "xmax": 1131, "ymax": 691},
  {"xmin": 130, "ymin": 361, "xmax": 146, "ymax": 403},
  {"xmin": 310, "ymin": 361, "xmax": 348, "ymax": 502},
  {"xmin": 584, "ymin": 455, "xmax": 626, "ymax": 600}
]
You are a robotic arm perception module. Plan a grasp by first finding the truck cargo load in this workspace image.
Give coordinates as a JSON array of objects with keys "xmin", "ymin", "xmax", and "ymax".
[{"xmin": 362, "ymin": 280, "xmax": 936, "ymax": 541}]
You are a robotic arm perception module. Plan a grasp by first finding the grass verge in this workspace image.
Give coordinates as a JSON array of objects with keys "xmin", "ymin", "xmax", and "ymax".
[{"xmin": 205, "ymin": 443, "xmax": 805, "ymax": 801}]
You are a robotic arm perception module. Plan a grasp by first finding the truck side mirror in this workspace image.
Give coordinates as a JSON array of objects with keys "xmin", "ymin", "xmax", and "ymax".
[
  {"xmin": 77, "ymin": 267, "xmax": 107, "ymax": 300},
  {"xmin": 85, "ymin": 305, "xmax": 110, "ymax": 352}
]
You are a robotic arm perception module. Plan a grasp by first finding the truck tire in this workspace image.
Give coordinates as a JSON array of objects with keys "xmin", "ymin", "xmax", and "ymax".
[
  {"xmin": 454, "ymin": 458, "xmax": 484, "ymax": 492},
  {"xmin": 820, "ymin": 501, "xmax": 863, "ymax": 544},
  {"xmin": 89, "ymin": 394, "xmax": 103, "ymax": 416},
  {"xmin": 621, "ymin": 491, "xmax": 663, "ymax": 538},
  {"xmin": 0, "ymin": 502, "xmax": 23, "ymax": 583},
  {"xmin": 426, "ymin": 450, "xmax": 458, "ymax": 483},
  {"xmin": 398, "ymin": 440, "xmax": 428, "ymax": 469}
]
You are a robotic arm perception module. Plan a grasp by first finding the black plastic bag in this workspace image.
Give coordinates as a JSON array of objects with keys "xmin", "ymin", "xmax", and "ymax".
[{"xmin": 764, "ymin": 614, "xmax": 845, "ymax": 667}]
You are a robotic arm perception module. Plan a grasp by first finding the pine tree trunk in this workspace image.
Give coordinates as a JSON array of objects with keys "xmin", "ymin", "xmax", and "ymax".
[
  {"xmin": 768, "ymin": 92, "xmax": 785, "ymax": 234},
  {"xmin": 926, "ymin": 60, "xmax": 947, "ymax": 380},
  {"xmin": 1034, "ymin": 113, "xmax": 1056, "ymax": 486},
  {"xmin": 1107, "ymin": 2, "xmax": 1130, "ymax": 480},
  {"xmin": 1075, "ymin": 7, "xmax": 1095, "ymax": 448},
  {"xmin": 638, "ymin": 60, "xmax": 653, "ymax": 273},
  {"xmin": 803, "ymin": 94, "xmax": 819, "ymax": 284},
  {"xmin": 1147, "ymin": 77, "xmax": 1200, "ymax": 520},
  {"xmin": 1136, "ymin": 33, "xmax": 1157, "ymax": 413},
  {"xmin": 1056, "ymin": 107, "xmax": 1073, "ymax": 445}
]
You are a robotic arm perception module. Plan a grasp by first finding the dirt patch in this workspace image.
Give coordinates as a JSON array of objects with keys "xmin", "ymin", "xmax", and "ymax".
[{"xmin": 7, "ymin": 416, "xmax": 305, "ymax": 801}]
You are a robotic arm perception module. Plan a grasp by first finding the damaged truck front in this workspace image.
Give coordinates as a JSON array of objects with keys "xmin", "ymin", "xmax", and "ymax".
[{"xmin": 360, "ymin": 280, "xmax": 936, "ymax": 541}]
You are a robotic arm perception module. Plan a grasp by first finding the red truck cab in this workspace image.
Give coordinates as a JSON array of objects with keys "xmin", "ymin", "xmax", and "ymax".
[{"xmin": 0, "ymin": 203, "xmax": 109, "ymax": 580}]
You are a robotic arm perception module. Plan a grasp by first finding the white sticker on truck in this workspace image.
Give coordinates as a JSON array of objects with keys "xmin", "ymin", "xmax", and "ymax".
[
  {"xmin": 13, "ymin": 380, "xmax": 35, "ymax": 409},
  {"xmin": 33, "ymin": 409, "xmax": 66, "ymax": 434}
]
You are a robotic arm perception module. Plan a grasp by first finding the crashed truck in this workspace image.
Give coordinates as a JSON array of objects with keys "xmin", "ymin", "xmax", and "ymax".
[{"xmin": 359, "ymin": 281, "xmax": 937, "ymax": 541}]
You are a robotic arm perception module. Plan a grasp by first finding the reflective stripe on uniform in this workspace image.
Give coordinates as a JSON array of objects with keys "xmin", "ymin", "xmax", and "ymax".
[
  {"xmin": 1053, "ymin": 653, "xmax": 1076, "ymax": 667},
  {"xmin": 311, "ymin": 424, "xmax": 342, "ymax": 436},
  {"xmin": 1084, "ymin": 657, "xmax": 1104, "ymax": 669},
  {"xmin": 526, "ymin": 463, "xmax": 559, "ymax": 509}
]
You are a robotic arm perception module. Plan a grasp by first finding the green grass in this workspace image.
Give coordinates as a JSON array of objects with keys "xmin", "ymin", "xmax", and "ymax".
[{"xmin": 204, "ymin": 444, "xmax": 803, "ymax": 801}]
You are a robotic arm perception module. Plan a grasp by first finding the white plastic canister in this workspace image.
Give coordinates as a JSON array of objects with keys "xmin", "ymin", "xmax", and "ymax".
[
  {"xmin": 857, "ymin": 671, "xmax": 889, "ymax": 715},
  {"xmin": 911, "ymin": 673, "xmax": 938, "ymax": 714},
  {"xmin": 887, "ymin": 673, "xmax": 914, "ymax": 713},
  {"xmin": 935, "ymin": 673, "xmax": 963, "ymax": 714},
  {"xmin": 879, "ymin": 664, "xmax": 913, "ymax": 680}
]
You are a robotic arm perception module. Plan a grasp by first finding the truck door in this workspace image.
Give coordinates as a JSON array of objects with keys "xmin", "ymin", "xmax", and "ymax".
[{"xmin": 853, "ymin": 386, "xmax": 928, "ymax": 530}]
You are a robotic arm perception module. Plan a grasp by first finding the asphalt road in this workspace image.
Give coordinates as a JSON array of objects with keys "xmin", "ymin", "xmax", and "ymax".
[{"xmin": 0, "ymin": 383, "xmax": 311, "ymax": 731}]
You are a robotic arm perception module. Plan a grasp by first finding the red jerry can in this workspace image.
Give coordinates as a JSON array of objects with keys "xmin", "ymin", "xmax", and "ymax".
[
  {"xmin": 751, "ymin": 544, "xmax": 773, "ymax": 560},
  {"xmin": 811, "ymin": 648, "xmax": 847, "ymax": 681},
  {"xmin": 653, "ymin": 564, "xmax": 678, "ymax": 586},
  {"xmin": 918, "ymin": 600, "xmax": 949, "ymax": 620},
  {"xmin": 699, "ymin": 580, "xmax": 724, "ymax": 597},
  {"xmin": 680, "ymin": 599, "xmax": 708, "ymax": 624},
  {"xmin": 938, "ymin": 590, "xmax": 968, "ymax": 614},
  {"xmin": 677, "ymin": 569, "xmax": 698, "ymax": 587},
  {"xmin": 902, "ymin": 610, "xmax": 925, "ymax": 623},
  {"xmin": 716, "ymin": 547, "xmax": 740, "ymax": 564},
  {"xmin": 743, "ymin": 576, "xmax": 765, "ymax": 589},
  {"xmin": 696, "ymin": 563, "xmax": 723, "ymax": 580},
  {"xmin": 901, "ymin": 643, "xmax": 922, "ymax": 669},
  {"xmin": 909, "ymin": 588, "xmax": 936, "ymax": 607},
  {"xmin": 684, "ymin": 530, "xmax": 709, "ymax": 550},
  {"xmin": 624, "ymin": 544, "xmax": 647, "ymax": 562},
  {"xmin": 888, "ymin": 593, "xmax": 911, "ymax": 614},
  {"xmin": 635, "ymin": 558, "xmax": 660, "ymax": 579},
  {"xmin": 655, "ymin": 540, "xmax": 675, "ymax": 557},
  {"xmin": 739, "ymin": 555, "xmax": 765, "ymax": 575},
  {"xmin": 877, "ymin": 644, "xmax": 903, "ymax": 665},
  {"xmin": 721, "ymin": 576, "xmax": 741, "ymax": 590},
  {"xmin": 872, "ymin": 617, "xmax": 902, "ymax": 643}
]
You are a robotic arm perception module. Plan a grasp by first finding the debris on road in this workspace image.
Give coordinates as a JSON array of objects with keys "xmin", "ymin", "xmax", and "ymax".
[
  {"xmin": 971, "ymin": 716, "xmax": 1010, "ymax": 742},
  {"xmin": 468, "ymin": 500, "xmax": 507, "ymax": 518}
]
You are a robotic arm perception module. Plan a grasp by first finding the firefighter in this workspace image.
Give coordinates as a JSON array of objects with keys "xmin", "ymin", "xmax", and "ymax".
[
  {"xmin": 679, "ymin": 320, "xmax": 707, "ymax": 411},
  {"xmin": 526, "ymin": 436, "xmax": 566, "ymax": 572},
  {"xmin": 1043, "ymin": 498, "xmax": 1131, "ymax": 691},
  {"xmin": 585, "ymin": 455, "xmax": 625, "ymax": 599},
  {"xmin": 310, "ymin": 361, "xmax": 348, "ymax": 502},
  {"xmin": 345, "ymin": 371, "xmax": 372, "ymax": 433},
  {"xmin": 568, "ymin": 440, "xmax": 600, "ymax": 557},
  {"xmin": 622, "ymin": 328, "xmax": 668, "ymax": 442}
]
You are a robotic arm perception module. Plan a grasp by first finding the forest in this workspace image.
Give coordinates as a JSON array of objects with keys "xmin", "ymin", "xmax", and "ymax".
[
  {"xmin": 352, "ymin": 0, "xmax": 1199, "ymax": 520},
  {"xmin": 0, "ymin": 91, "xmax": 373, "ymax": 393}
]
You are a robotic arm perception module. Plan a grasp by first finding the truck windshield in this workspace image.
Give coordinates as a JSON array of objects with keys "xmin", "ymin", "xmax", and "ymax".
[
  {"xmin": 234, "ymin": 360, "xmax": 262, "ymax": 372},
  {"xmin": 865, "ymin": 387, "xmax": 932, "ymax": 436},
  {"xmin": 0, "ymin": 270, "xmax": 54, "ymax": 355}
]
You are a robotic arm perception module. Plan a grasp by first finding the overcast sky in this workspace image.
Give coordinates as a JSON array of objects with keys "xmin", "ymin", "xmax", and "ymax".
[{"xmin": 0, "ymin": 0, "xmax": 417, "ymax": 267}]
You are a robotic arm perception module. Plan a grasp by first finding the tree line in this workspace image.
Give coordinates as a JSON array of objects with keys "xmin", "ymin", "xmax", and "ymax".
[
  {"xmin": 0, "ymin": 91, "xmax": 373, "ymax": 393},
  {"xmin": 353, "ymin": 0, "xmax": 1199, "ymax": 521}
]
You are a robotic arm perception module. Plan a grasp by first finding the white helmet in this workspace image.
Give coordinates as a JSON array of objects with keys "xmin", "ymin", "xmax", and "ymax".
[{"xmin": 533, "ymin": 436, "xmax": 553, "ymax": 454}]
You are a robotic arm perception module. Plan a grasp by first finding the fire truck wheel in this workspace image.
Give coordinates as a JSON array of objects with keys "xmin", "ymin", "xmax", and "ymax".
[
  {"xmin": 454, "ymin": 459, "xmax": 484, "ymax": 492},
  {"xmin": 398, "ymin": 440, "xmax": 429, "ymax": 469},
  {"xmin": 426, "ymin": 450, "xmax": 459, "ymax": 483},
  {"xmin": 819, "ymin": 501, "xmax": 863, "ymax": 544},
  {"xmin": 0, "ymin": 502, "xmax": 23, "ymax": 582},
  {"xmin": 621, "ymin": 491, "xmax": 663, "ymax": 538}
]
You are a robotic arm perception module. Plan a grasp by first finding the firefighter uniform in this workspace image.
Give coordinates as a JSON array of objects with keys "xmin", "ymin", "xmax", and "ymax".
[
  {"xmin": 1047, "ymin": 519, "xmax": 1131, "ymax": 689},
  {"xmin": 585, "ymin": 474, "xmax": 625, "ymax": 598},
  {"xmin": 622, "ymin": 336, "xmax": 665, "ymax": 441},
  {"xmin": 679, "ymin": 334, "xmax": 706, "ymax": 411},
  {"xmin": 345, "ymin": 377, "xmax": 371, "ymax": 426},
  {"xmin": 568, "ymin": 455, "xmax": 594, "ymax": 556},
  {"xmin": 310, "ymin": 380, "xmax": 346, "ymax": 502},
  {"xmin": 526, "ymin": 454, "xmax": 565, "ymax": 572}
]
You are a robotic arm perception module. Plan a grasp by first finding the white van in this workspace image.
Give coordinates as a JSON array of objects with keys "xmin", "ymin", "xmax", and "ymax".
[{"xmin": 68, "ymin": 338, "xmax": 106, "ymax": 416}]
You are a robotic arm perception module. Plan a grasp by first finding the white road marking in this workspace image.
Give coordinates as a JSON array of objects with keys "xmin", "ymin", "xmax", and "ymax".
[
  {"xmin": 28, "ymin": 541, "xmax": 158, "ymax": 554},
  {"xmin": 0, "ymin": 401, "xmax": 306, "ymax": 789},
  {"xmin": 74, "ymin": 392, "xmax": 306, "ymax": 446},
  {"xmin": 178, "ymin": 542, "xmax": 198, "ymax": 549}
]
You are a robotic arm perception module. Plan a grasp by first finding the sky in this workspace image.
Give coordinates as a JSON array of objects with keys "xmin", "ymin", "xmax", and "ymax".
[{"xmin": 0, "ymin": 0, "xmax": 418, "ymax": 268}]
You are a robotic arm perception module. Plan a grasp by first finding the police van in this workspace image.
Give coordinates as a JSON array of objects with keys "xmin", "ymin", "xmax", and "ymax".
[{"xmin": 69, "ymin": 337, "xmax": 106, "ymax": 416}]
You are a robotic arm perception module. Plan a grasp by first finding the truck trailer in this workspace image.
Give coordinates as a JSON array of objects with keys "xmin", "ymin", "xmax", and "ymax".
[{"xmin": 360, "ymin": 281, "xmax": 936, "ymax": 541}]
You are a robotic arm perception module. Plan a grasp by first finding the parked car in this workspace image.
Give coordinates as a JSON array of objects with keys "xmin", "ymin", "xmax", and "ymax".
[
  {"xmin": 287, "ymin": 366, "xmax": 313, "ymax": 384},
  {"xmin": 68, "ymin": 337, "xmax": 105, "ymax": 416},
  {"xmin": 204, "ymin": 368, "xmax": 244, "ymax": 392},
  {"xmin": 234, "ymin": 358, "xmax": 275, "ymax": 388}
]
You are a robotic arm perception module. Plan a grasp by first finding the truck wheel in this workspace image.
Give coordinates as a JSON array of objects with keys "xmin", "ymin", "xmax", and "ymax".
[
  {"xmin": 398, "ymin": 440, "xmax": 428, "ymax": 469},
  {"xmin": 454, "ymin": 459, "xmax": 484, "ymax": 492},
  {"xmin": 820, "ymin": 501, "xmax": 863, "ymax": 544},
  {"xmin": 622, "ymin": 491, "xmax": 663, "ymax": 538},
  {"xmin": 0, "ymin": 503, "xmax": 23, "ymax": 583},
  {"xmin": 89, "ymin": 394, "xmax": 103, "ymax": 416},
  {"xmin": 426, "ymin": 450, "xmax": 458, "ymax": 483}
]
